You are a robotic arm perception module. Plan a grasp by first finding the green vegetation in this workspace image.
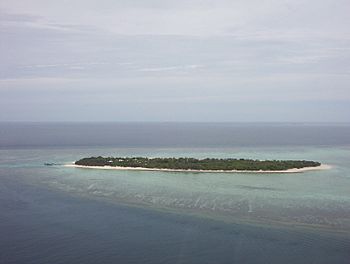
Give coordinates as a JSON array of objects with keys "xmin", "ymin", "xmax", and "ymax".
[{"xmin": 75, "ymin": 156, "xmax": 321, "ymax": 171}]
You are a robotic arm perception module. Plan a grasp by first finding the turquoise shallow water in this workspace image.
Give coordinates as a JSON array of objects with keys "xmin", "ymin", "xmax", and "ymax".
[
  {"xmin": 1, "ymin": 123, "xmax": 350, "ymax": 263},
  {"xmin": 2, "ymin": 146, "xmax": 350, "ymax": 232}
]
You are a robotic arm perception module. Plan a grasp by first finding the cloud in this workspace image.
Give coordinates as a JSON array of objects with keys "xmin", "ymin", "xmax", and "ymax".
[
  {"xmin": 138, "ymin": 64, "xmax": 203, "ymax": 72},
  {"xmin": 0, "ymin": 1, "xmax": 349, "ymax": 121},
  {"xmin": 20, "ymin": 62, "xmax": 109, "ymax": 69},
  {"xmin": 1, "ymin": 0, "xmax": 349, "ymax": 38},
  {"xmin": 0, "ymin": 10, "xmax": 96, "ymax": 34}
]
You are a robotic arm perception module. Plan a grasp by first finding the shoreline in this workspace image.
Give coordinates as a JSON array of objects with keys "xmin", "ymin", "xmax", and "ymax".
[{"xmin": 64, "ymin": 163, "xmax": 331, "ymax": 173}]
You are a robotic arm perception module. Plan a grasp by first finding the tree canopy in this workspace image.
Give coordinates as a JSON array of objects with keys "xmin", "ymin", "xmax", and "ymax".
[{"xmin": 75, "ymin": 156, "xmax": 321, "ymax": 171}]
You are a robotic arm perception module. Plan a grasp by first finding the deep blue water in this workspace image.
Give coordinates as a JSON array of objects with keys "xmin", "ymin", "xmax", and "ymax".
[
  {"xmin": 1, "ymin": 122, "xmax": 350, "ymax": 264},
  {"xmin": 1, "ymin": 122, "xmax": 350, "ymax": 148}
]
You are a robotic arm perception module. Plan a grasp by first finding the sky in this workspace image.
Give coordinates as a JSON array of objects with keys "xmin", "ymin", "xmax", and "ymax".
[{"xmin": 0, "ymin": 0, "xmax": 350, "ymax": 122}]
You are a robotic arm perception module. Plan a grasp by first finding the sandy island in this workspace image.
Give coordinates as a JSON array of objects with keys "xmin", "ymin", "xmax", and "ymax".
[{"xmin": 64, "ymin": 163, "xmax": 331, "ymax": 173}]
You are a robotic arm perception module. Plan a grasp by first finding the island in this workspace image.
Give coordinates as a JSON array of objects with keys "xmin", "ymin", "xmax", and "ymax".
[{"xmin": 66, "ymin": 156, "xmax": 329, "ymax": 173}]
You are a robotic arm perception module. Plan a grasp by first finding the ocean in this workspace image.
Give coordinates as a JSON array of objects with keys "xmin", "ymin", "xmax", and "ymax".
[{"xmin": 1, "ymin": 122, "xmax": 350, "ymax": 263}]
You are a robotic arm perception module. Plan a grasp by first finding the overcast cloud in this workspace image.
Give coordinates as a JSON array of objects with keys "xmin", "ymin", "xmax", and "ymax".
[{"xmin": 0, "ymin": 0, "xmax": 349, "ymax": 122}]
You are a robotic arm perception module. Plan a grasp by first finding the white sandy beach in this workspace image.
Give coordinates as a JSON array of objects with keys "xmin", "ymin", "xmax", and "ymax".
[{"xmin": 64, "ymin": 163, "xmax": 331, "ymax": 173}]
